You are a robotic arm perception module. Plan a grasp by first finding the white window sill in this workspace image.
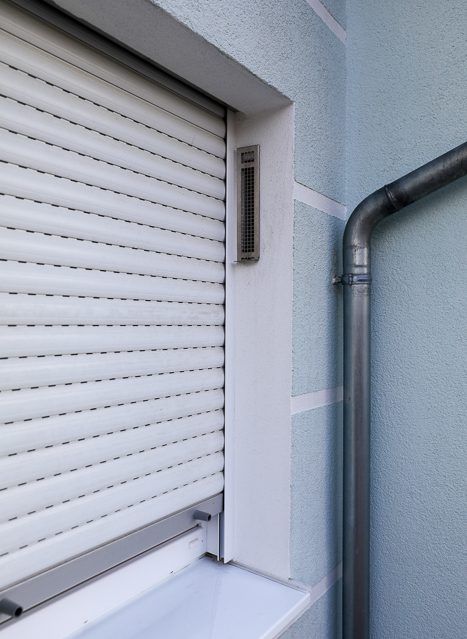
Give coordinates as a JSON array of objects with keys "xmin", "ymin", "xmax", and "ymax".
[
  {"xmin": 71, "ymin": 558, "xmax": 309, "ymax": 639},
  {"xmin": 75, "ymin": 558, "xmax": 308, "ymax": 639},
  {"xmin": 1, "ymin": 529, "xmax": 309, "ymax": 639}
]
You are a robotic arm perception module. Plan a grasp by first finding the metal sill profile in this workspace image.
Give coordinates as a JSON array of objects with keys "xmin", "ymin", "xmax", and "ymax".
[{"xmin": 0, "ymin": 494, "xmax": 223, "ymax": 627}]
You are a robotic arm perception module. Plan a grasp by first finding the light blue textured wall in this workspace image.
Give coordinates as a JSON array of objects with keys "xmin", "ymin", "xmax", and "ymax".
[
  {"xmin": 293, "ymin": 202, "xmax": 344, "ymax": 395},
  {"xmin": 347, "ymin": 1, "xmax": 467, "ymax": 638},
  {"xmin": 151, "ymin": 0, "xmax": 346, "ymax": 203},
  {"xmin": 321, "ymin": 0, "xmax": 346, "ymax": 27},
  {"xmin": 290, "ymin": 403, "xmax": 343, "ymax": 587}
]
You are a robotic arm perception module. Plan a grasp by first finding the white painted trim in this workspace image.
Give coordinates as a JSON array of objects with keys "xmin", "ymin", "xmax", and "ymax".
[
  {"xmin": 291, "ymin": 386, "xmax": 344, "ymax": 415},
  {"xmin": 308, "ymin": 563, "xmax": 342, "ymax": 607},
  {"xmin": 305, "ymin": 0, "xmax": 346, "ymax": 44},
  {"xmin": 1, "ymin": 529, "xmax": 207, "ymax": 639},
  {"xmin": 223, "ymin": 106, "xmax": 295, "ymax": 580},
  {"xmin": 294, "ymin": 181, "xmax": 347, "ymax": 220}
]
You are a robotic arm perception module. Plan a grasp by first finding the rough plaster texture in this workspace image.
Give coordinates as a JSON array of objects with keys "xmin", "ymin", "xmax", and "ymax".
[
  {"xmin": 290, "ymin": 404, "xmax": 343, "ymax": 586},
  {"xmin": 320, "ymin": 0, "xmax": 346, "ymax": 28},
  {"xmin": 151, "ymin": 0, "xmax": 346, "ymax": 203},
  {"xmin": 281, "ymin": 581, "xmax": 342, "ymax": 639},
  {"xmin": 347, "ymin": 1, "xmax": 467, "ymax": 637},
  {"xmin": 293, "ymin": 203, "xmax": 344, "ymax": 396}
]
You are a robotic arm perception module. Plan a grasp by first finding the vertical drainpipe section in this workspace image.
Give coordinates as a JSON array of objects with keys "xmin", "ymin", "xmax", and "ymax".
[{"xmin": 340, "ymin": 142, "xmax": 467, "ymax": 639}]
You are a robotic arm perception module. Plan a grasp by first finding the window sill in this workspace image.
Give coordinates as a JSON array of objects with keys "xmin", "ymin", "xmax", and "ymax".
[
  {"xmin": 71, "ymin": 558, "xmax": 309, "ymax": 639},
  {"xmin": 2, "ymin": 530, "xmax": 309, "ymax": 639}
]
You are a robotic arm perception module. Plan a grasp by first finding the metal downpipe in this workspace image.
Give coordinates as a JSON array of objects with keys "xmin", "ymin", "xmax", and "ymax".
[{"xmin": 341, "ymin": 142, "xmax": 467, "ymax": 639}]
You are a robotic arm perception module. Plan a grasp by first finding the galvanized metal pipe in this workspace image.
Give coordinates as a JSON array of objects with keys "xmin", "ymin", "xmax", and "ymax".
[{"xmin": 342, "ymin": 141, "xmax": 467, "ymax": 639}]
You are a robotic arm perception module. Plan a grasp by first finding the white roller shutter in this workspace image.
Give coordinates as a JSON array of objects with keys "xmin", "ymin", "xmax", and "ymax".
[{"xmin": 0, "ymin": 1, "xmax": 225, "ymax": 593}]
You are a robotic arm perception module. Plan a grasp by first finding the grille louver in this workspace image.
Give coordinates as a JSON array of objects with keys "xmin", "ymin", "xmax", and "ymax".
[{"xmin": 237, "ymin": 145, "xmax": 260, "ymax": 261}]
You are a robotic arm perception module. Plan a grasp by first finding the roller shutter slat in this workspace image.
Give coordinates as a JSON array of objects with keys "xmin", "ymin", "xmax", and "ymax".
[
  {"xmin": 0, "ymin": 228, "xmax": 225, "ymax": 283},
  {"xmin": 0, "ymin": 293, "xmax": 225, "ymax": 326},
  {"xmin": 0, "ymin": 389, "xmax": 225, "ymax": 454},
  {"xmin": 1, "ymin": 448, "xmax": 223, "ymax": 552},
  {"xmin": 0, "ymin": 99, "xmax": 225, "ymax": 199},
  {"xmin": 0, "ymin": 446, "xmax": 224, "ymax": 523},
  {"xmin": 0, "ymin": 2, "xmax": 225, "ymax": 127},
  {"xmin": 0, "ymin": 2, "xmax": 225, "ymax": 593},
  {"xmin": 0, "ymin": 189, "xmax": 225, "ymax": 256},
  {"xmin": 0, "ymin": 31, "xmax": 226, "ymax": 157},
  {"xmin": 0, "ymin": 472, "xmax": 224, "ymax": 588},
  {"xmin": 0, "ymin": 347, "xmax": 225, "ymax": 390},
  {"xmin": 0, "ymin": 325, "xmax": 224, "ymax": 357},
  {"xmin": 0, "ymin": 428, "xmax": 225, "ymax": 497},
  {"xmin": 0, "ymin": 261, "xmax": 225, "ymax": 304},
  {"xmin": 0, "ymin": 368, "xmax": 225, "ymax": 423},
  {"xmin": 0, "ymin": 63, "xmax": 225, "ymax": 179},
  {"xmin": 0, "ymin": 3, "xmax": 225, "ymax": 133},
  {"xmin": 0, "ymin": 129, "xmax": 225, "ymax": 220}
]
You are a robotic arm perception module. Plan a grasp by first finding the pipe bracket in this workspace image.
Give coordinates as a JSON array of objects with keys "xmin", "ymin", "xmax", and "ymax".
[{"xmin": 333, "ymin": 273, "xmax": 372, "ymax": 286}]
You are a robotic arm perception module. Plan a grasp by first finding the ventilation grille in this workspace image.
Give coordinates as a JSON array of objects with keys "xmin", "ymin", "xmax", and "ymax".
[{"xmin": 237, "ymin": 145, "xmax": 260, "ymax": 261}]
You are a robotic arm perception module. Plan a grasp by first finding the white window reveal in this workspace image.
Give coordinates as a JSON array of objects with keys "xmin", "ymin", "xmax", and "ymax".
[{"xmin": 0, "ymin": 0, "xmax": 226, "ymax": 619}]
